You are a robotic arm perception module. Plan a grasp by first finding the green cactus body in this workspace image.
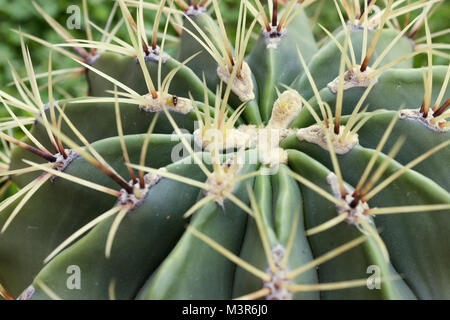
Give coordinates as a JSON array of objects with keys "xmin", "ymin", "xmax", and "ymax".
[{"xmin": 0, "ymin": 0, "xmax": 449, "ymax": 301}]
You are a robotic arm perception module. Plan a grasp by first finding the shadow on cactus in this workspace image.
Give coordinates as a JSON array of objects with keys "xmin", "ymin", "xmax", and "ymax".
[{"xmin": 0, "ymin": 0, "xmax": 449, "ymax": 300}]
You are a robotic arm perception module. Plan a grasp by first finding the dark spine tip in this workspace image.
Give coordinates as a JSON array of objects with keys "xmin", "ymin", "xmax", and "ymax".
[
  {"xmin": 433, "ymin": 99, "xmax": 450, "ymax": 118},
  {"xmin": 360, "ymin": 57, "xmax": 369, "ymax": 72},
  {"xmin": 272, "ymin": 0, "xmax": 278, "ymax": 27},
  {"xmin": 35, "ymin": 149, "xmax": 57, "ymax": 163},
  {"xmin": 113, "ymin": 175, "xmax": 133, "ymax": 194},
  {"xmin": 349, "ymin": 198, "xmax": 358, "ymax": 209},
  {"xmin": 142, "ymin": 40, "xmax": 151, "ymax": 55},
  {"xmin": 139, "ymin": 175, "xmax": 145, "ymax": 189},
  {"xmin": 60, "ymin": 147, "xmax": 68, "ymax": 159},
  {"xmin": 408, "ymin": 28, "xmax": 419, "ymax": 39},
  {"xmin": 349, "ymin": 192, "xmax": 363, "ymax": 209},
  {"xmin": 7, "ymin": 135, "xmax": 57, "ymax": 163},
  {"xmin": 419, "ymin": 100, "xmax": 425, "ymax": 113},
  {"xmin": 334, "ymin": 122, "xmax": 340, "ymax": 135}
]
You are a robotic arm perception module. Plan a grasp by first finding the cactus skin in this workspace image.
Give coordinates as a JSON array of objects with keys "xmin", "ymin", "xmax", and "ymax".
[{"xmin": 0, "ymin": 0, "xmax": 449, "ymax": 300}]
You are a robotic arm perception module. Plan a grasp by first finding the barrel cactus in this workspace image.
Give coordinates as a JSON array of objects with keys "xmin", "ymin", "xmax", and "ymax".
[{"xmin": 0, "ymin": 0, "xmax": 449, "ymax": 300}]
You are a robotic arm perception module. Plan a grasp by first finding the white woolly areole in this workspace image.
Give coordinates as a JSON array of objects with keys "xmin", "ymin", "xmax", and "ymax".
[
  {"xmin": 263, "ymin": 245, "xmax": 293, "ymax": 300},
  {"xmin": 194, "ymin": 88, "xmax": 301, "ymax": 169},
  {"xmin": 236, "ymin": 124, "xmax": 260, "ymax": 142},
  {"xmin": 205, "ymin": 157, "xmax": 243, "ymax": 206},
  {"xmin": 399, "ymin": 108, "xmax": 449, "ymax": 133},
  {"xmin": 118, "ymin": 170, "xmax": 165, "ymax": 207},
  {"xmin": 185, "ymin": 5, "xmax": 206, "ymax": 17},
  {"xmin": 268, "ymin": 90, "xmax": 303, "ymax": 129},
  {"xmin": 327, "ymin": 66, "xmax": 378, "ymax": 93},
  {"xmin": 262, "ymin": 26, "xmax": 287, "ymax": 49},
  {"xmin": 17, "ymin": 285, "xmax": 35, "ymax": 300},
  {"xmin": 194, "ymin": 124, "xmax": 295, "ymax": 169},
  {"xmin": 241, "ymin": 125, "xmax": 294, "ymax": 168},
  {"xmin": 255, "ymin": 127, "xmax": 289, "ymax": 168},
  {"xmin": 86, "ymin": 53, "xmax": 100, "ymax": 65},
  {"xmin": 193, "ymin": 127, "xmax": 255, "ymax": 151},
  {"xmin": 51, "ymin": 149, "xmax": 79, "ymax": 182},
  {"xmin": 352, "ymin": 21, "xmax": 376, "ymax": 30},
  {"xmin": 142, "ymin": 46, "xmax": 169, "ymax": 63},
  {"xmin": 217, "ymin": 61, "xmax": 255, "ymax": 102},
  {"xmin": 297, "ymin": 124, "xmax": 359, "ymax": 154},
  {"xmin": 327, "ymin": 173, "xmax": 371, "ymax": 226},
  {"xmin": 139, "ymin": 93, "xmax": 193, "ymax": 114},
  {"xmin": 53, "ymin": 149, "xmax": 79, "ymax": 172},
  {"xmin": 259, "ymin": 145, "xmax": 288, "ymax": 168}
]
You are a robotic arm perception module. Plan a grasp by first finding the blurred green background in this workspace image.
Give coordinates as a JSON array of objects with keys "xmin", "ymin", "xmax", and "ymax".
[{"xmin": 0, "ymin": 0, "xmax": 449, "ymax": 98}]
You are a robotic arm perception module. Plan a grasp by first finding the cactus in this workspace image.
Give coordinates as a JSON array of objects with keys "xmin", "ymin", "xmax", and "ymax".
[{"xmin": 0, "ymin": 0, "xmax": 449, "ymax": 301}]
